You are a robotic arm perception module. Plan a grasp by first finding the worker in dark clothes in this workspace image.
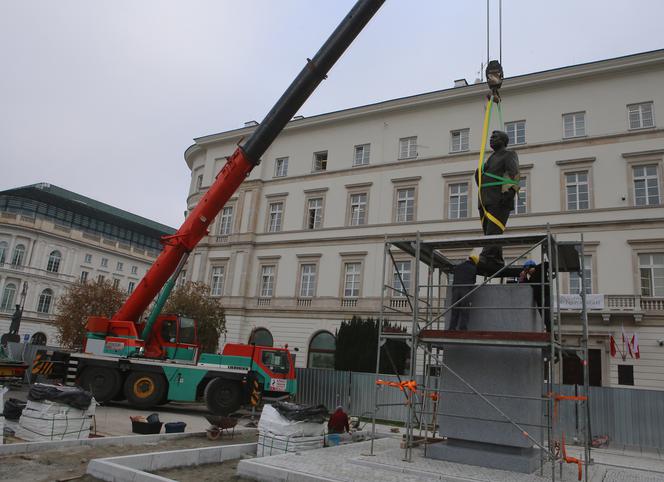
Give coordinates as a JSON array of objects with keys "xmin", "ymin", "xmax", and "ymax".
[
  {"xmin": 521, "ymin": 262, "xmax": 552, "ymax": 332},
  {"xmin": 448, "ymin": 255, "xmax": 479, "ymax": 331},
  {"xmin": 328, "ymin": 406, "xmax": 350, "ymax": 434},
  {"xmin": 475, "ymin": 130, "xmax": 520, "ymax": 274}
]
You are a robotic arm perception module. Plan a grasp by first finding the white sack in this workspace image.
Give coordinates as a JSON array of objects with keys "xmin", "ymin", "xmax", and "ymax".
[
  {"xmin": 257, "ymin": 432, "xmax": 324, "ymax": 456},
  {"xmin": 0, "ymin": 386, "xmax": 7, "ymax": 445},
  {"xmin": 15, "ymin": 398, "xmax": 95, "ymax": 441}
]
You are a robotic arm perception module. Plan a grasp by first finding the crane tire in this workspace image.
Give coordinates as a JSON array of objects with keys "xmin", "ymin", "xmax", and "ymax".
[
  {"xmin": 124, "ymin": 371, "xmax": 167, "ymax": 409},
  {"xmin": 204, "ymin": 378, "xmax": 241, "ymax": 415},
  {"xmin": 79, "ymin": 366, "xmax": 122, "ymax": 403}
]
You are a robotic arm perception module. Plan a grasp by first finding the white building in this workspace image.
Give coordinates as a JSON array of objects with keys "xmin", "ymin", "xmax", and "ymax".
[
  {"xmin": 184, "ymin": 50, "xmax": 664, "ymax": 389},
  {"xmin": 0, "ymin": 183, "xmax": 175, "ymax": 345}
]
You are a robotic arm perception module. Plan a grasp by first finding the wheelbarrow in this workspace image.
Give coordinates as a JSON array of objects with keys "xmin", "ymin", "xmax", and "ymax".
[{"xmin": 204, "ymin": 415, "xmax": 238, "ymax": 440}]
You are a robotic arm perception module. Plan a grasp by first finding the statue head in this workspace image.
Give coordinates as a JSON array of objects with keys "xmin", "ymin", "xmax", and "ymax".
[{"xmin": 489, "ymin": 130, "xmax": 509, "ymax": 151}]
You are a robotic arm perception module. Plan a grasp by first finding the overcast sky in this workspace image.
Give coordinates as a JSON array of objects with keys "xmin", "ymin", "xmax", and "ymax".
[{"xmin": 1, "ymin": 0, "xmax": 663, "ymax": 228}]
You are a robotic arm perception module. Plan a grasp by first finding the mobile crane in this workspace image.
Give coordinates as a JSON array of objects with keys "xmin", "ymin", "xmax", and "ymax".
[{"xmin": 33, "ymin": 0, "xmax": 385, "ymax": 414}]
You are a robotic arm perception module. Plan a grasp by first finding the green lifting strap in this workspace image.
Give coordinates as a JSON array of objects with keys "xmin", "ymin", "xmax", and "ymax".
[{"xmin": 480, "ymin": 102, "xmax": 517, "ymax": 189}]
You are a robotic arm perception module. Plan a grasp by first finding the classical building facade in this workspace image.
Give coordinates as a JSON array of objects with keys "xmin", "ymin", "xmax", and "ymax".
[
  {"xmin": 0, "ymin": 183, "xmax": 175, "ymax": 345},
  {"xmin": 184, "ymin": 50, "xmax": 664, "ymax": 389}
]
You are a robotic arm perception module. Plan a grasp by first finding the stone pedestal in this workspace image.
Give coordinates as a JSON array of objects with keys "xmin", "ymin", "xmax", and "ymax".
[{"xmin": 427, "ymin": 284, "xmax": 544, "ymax": 473}]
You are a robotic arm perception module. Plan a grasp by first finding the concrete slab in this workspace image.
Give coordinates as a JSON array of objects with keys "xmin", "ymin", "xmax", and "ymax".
[
  {"xmin": 237, "ymin": 436, "xmax": 664, "ymax": 482},
  {"xmin": 427, "ymin": 439, "xmax": 541, "ymax": 473},
  {"xmin": 86, "ymin": 442, "xmax": 256, "ymax": 482}
]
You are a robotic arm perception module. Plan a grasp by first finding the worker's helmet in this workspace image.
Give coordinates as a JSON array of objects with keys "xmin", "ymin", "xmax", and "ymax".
[
  {"xmin": 524, "ymin": 260, "xmax": 537, "ymax": 268},
  {"xmin": 469, "ymin": 254, "xmax": 480, "ymax": 265}
]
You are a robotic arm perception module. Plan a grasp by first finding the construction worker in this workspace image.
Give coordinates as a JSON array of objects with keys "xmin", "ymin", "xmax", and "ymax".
[
  {"xmin": 475, "ymin": 130, "xmax": 520, "ymax": 274},
  {"xmin": 448, "ymin": 254, "xmax": 479, "ymax": 331},
  {"xmin": 327, "ymin": 405, "xmax": 350, "ymax": 434}
]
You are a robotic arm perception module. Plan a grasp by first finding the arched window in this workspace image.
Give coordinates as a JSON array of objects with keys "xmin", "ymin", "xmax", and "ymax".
[
  {"xmin": 11, "ymin": 244, "xmax": 26, "ymax": 267},
  {"xmin": 47, "ymin": 250, "xmax": 62, "ymax": 273},
  {"xmin": 31, "ymin": 332, "xmax": 47, "ymax": 346},
  {"xmin": 0, "ymin": 241, "xmax": 8, "ymax": 265},
  {"xmin": 1, "ymin": 283, "xmax": 17, "ymax": 311},
  {"xmin": 37, "ymin": 289, "xmax": 53, "ymax": 313},
  {"xmin": 307, "ymin": 331, "xmax": 336, "ymax": 369},
  {"xmin": 249, "ymin": 328, "xmax": 273, "ymax": 347}
]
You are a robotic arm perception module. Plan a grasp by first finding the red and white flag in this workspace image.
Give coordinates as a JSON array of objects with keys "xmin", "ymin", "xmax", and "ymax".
[
  {"xmin": 609, "ymin": 335, "xmax": 617, "ymax": 357},
  {"xmin": 630, "ymin": 333, "xmax": 640, "ymax": 359}
]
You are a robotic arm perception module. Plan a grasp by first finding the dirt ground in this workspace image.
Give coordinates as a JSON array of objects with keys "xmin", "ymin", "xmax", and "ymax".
[
  {"xmin": 150, "ymin": 459, "xmax": 254, "ymax": 482},
  {"xmin": 0, "ymin": 431, "xmax": 258, "ymax": 482}
]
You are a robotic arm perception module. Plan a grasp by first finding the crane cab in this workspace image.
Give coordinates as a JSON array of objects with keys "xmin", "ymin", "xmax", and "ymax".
[{"xmin": 142, "ymin": 314, "xmax": 200, "ymax": 362}]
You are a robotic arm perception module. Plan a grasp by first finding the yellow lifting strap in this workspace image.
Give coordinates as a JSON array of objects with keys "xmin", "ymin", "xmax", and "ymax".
[{"xmin": 476, "ymin": 97, "xmax": 506, "ymax": 233}]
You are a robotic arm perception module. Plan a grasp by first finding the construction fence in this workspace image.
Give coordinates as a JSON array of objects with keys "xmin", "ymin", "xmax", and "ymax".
[{"xmin": 295, "ymin": 367, "xmax": 664, "ymax": 450}]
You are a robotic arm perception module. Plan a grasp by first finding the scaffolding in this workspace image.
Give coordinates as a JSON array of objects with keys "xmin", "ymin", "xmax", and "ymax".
[{"xmin": 370, "ymin": 230, "xmax": 592, "ymax": 481}]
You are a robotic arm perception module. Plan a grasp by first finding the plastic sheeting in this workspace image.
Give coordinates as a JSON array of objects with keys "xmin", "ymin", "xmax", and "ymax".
[
  {"xmin": 257, "ymin": 433, "xmax": 324, "ymax": 456},
  {"xmin": 28, "ymin": 384, "xmax": 93, "ymax": 410},
  {"xmin": 258, "ymin": 404, "xmax": 325, "ymax": 438},
  {"xmin": 14, "ymin": 397, "xmax": 96, "ymax": 441}
]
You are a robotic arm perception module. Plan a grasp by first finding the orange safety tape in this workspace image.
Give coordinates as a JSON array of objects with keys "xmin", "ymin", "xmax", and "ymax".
[
  {"xmin": 547, "ymin": 392, "xmax": 588, "ymax": 420},
  {"xmin": 561, "ymin": 433, "xmax": 583, "ymax": 481}
]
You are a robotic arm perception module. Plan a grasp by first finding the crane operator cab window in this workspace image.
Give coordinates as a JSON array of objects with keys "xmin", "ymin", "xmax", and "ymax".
[
  {"xmin": 261, "ymin": 350, "xmax": 290, "ymax": 375},
  {"xmin": 178, "ymin": 317, "xmax": 197, "ymax": 344},
  {"xmin": 161, "ymin": 319, "xmax": 177, "ymax": 343}
]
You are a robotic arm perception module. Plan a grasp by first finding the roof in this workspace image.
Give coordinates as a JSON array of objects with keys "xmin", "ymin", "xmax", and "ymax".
[{"xmin": 0, "ymin": 183, "xmax": 176, "ymax": 237}]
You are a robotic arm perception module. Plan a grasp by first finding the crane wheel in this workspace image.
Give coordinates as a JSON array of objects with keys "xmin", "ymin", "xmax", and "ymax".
[
  {"xmin": 124, "ymin": 371, "xmax": 167, "ymax": 409},
  {"xmin": 204, "ymin": 378, "xmax": 241, "ymax": 415},
  {"xmin": 79, "ymin": 367, "xmax": 122, "ymax": 403}
]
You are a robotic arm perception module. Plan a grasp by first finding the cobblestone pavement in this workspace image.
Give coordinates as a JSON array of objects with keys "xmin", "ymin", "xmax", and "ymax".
[{"xmin": 238, "ymin": 437, "xmax": 664, "ymax": 482}]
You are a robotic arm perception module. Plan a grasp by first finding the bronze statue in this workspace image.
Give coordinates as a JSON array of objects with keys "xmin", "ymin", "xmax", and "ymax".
[
  {"xmin": 9, "ymin": 304, "xmax": 22, "ymax": 335},
  {"xmin": 475, "ymin": 130, "xmax": 520, "ymax": 273}
]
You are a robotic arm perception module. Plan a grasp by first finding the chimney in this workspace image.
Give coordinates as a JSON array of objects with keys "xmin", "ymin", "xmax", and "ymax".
[
  {"xmin": 244, "ymin": 120, "xmax": 258, "ymax": 127},
  {"xmin": 454, "ymin": 78, "xmax": 468, "ymax": 88}
]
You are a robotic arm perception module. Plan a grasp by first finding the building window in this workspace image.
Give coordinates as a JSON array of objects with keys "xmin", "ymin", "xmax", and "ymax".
[
  {"xmin": 249, "ymin": 328, "xmax": 273, "ymax": 347},
  {"xmin": 31, "ymin": 332, "xmax": 47, "ymax": 345},
  {"xmin": 274, "ymin": 157, "xmax": 289, "ymax": 177},
  {"xmin": 639, "ymin": 253, "xmax": 664, "ymax": 297},
  {"xmin": 392, "ymin": 260, "xmax": 411, "ymax": 298},
  {"xmin": 617, "ymin": 365, "xmax": 634, "ymax": 386},
  {"xmin": 563, "ymin": 112, "xmax": 586, "ymax": 138},
  {"xmin": 37, "ymin": 288, "xmax": 53, "ymax": 313},
  {"xmin": 448, "ymin": 182, "xmax": 469, "ymax": 219},
  {"xmin": 313, "ymin": 151, "xmax": 328, "ymax": 172},
  {"xmin": 512, "ymin": 177, "xmax": 528, "ymax": 214},
  {"xmin": 299, "ymin": 264, "xmax": 317, "ymax": 297},
  {"xmin": 306, "ymin": 198, "xmax": 323, "ymax": 230},
  {"xmin": 569, "ymin": 255, "xmax": 592, "ymax": 294},
  {"xmin": 112, "ymin": 278, "xmax": 120, "ymax": 289},
  {"xmin": 395, "ymin": 188, "xmax": 415, "ymax": 223},
  {"xmin": 399, "ymin": 136, "xmax": 417, "ymax": 159},
  {"xmin": 11, "ymin": 244, "xmax": 25, "ymax": 267},
  {"xmin": 349, "ymin": 193, "xmax": 368, "ymax": 226},
  {"xmin": 267, "ymin": 202, "xmax": 284, "ymax": 232},
  {"xmin": 505, "ymin": 120, "xmax": 526, "ymax": 145},
  {"xmin": 46, "ymin": 250, "xmax": 62, "ymax": 273},
  {"xmin": 116, "ymin": 262, "xmax": 124, "ymax": 272},
  {"xmin": 259, "ymin": 265, "xmax": 275, "ymax": 297},
  {"xmin": 343, "ymin": 262, "xmax": 361, "ymax": 298},
  {"xmin": 450, "ymin": 129, "xmax": 470, "ymax": 153},
  {"xmin": 101, "ymin": 257, "xmax": 108, "ymax": 268},
  {"xmin": 84, "ymin": 254, "xmax": 92, "ymax": 264},
  {"xmin": 218, "ymin": 206, "xmax": 234, "ymax": 235},
  {"xmin": 565, "ymin": 171, "xmax": 590, "ymax": 210},
  {"xmin": 354, "ymin": 144, "xmax": 370, "ymax": 166},
  {"xmin": 80, "ymin": 271, "xmax": 89, "ymax": 283},
  {"xmin": 308, "ymin": 331, "xmax": 335, "ymax": 369},
  {"xmin": 128, "ymin": 281, "xmax": 135, "ymax": 294},
  {"xmin": 131, "ymin": 265, "xmax": 138, "ymax": 275},
  {"xmin": 210, "ymin": 266, "xmax": 225, "ymax": 296},
  {"xmin": 628, "ymin": 102, "xmax": 654, "ymax": 130},
  {"xmin": 97, "ymin": 274, "xmax": 105, "ymax": 283},
  {"xmin": 196, "ymin": 174, "xmax": 203, "ymax": 191},
  {"xmin": 633, "ymin": 165, "xmax": 660, "ymax": 206},
  {"xmin": 1, "ymin": 283, "xmax": 17, "ymax": 310},
  {"xmin": 0, "ymin": 241, "xmax": 7, "ymax": 265},
  {"xmin": 177, "ymin": 269, "xmax": 187, "ymax": 287}
]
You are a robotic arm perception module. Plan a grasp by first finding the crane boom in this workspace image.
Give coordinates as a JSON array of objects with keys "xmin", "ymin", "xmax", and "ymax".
[{"xmin": 113, "ymin": 0, "xmax": 385, "ymax": 322}]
